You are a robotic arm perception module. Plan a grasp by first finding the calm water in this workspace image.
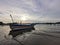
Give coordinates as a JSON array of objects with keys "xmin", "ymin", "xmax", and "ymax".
[{"xmin": 0, "ymin": 24, "xmax": 60, "ymax": 45}]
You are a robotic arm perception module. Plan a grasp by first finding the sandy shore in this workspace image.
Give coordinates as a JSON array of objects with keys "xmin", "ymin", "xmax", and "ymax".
[
  {"xmin": 23, "ymin": 30, "xmax": 60, "ymax": 45},
  {"xmin": 0, "ymin": 30, "xmax": 60, "ymax": 45}
]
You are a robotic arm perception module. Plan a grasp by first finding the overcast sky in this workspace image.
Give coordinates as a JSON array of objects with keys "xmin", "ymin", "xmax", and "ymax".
[{"xmin": 0, "ymin": 0, "xmax": 60, "ymax": 23}]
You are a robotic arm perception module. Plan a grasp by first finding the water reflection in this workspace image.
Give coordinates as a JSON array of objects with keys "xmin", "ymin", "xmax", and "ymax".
[
  {"xmin": 0, "ymin": 24, "xmax": 60, "ymax": 38},
  {"xmin": 35, "ymin": 24, "xmax": 60, "ymax": 31},
  {"xmin": 0, "ymin": 24, "xmax": 60, "ymax": 45}
]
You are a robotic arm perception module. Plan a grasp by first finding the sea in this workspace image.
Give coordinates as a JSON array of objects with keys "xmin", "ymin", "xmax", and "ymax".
[{"xmin": 0, "ymin": 24, "xmax": 60, "ymax": 45}]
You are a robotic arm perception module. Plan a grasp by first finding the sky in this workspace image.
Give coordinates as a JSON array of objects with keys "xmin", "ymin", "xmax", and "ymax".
[{"xmin": 0, "ymin": 0, "xmax": 60, "ymax": 23}]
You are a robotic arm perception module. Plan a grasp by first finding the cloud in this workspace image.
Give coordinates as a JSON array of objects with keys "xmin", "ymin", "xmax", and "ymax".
[
  {"xmin": 0, "ymin": 12, "xmax": 3, "ymax": 15},
  {"xmin": 0, "ymin": 0, "xmax": 60, "ymax": 22}
]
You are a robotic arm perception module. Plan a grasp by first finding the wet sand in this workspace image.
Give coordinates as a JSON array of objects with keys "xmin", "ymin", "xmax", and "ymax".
[
  {"xmin": 0, "ymin": 30, "xmax": 60, "ymax": 45},
  {"xmin": 23, "ymin": 31, "xmax": 60, "ymax": 45},
  {"xmin": 0, "ymin": 25, "xmax": 60, "ymax": 45}
]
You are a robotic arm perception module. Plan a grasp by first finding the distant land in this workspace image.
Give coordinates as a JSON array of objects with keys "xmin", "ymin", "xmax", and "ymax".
[{"xmin": 0, "ymin": 22, "xmax": 60, "ymax": 26}]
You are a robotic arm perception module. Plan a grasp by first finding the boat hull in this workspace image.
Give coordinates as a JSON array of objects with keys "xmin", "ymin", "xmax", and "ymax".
[{"xmin": 9, "ymin": 23, "xmax": 35, "ymax": 37}]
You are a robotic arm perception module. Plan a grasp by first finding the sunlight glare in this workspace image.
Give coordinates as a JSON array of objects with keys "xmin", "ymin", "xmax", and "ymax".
[{"xmin": 21, "ymin": 15, "xmax": 28, "ymax": 21}]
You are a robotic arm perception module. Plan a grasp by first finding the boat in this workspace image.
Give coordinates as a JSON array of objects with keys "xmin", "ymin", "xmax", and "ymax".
[{"xmin": 9, "ymin": 14, "xmax": 35, "ymax": 37}]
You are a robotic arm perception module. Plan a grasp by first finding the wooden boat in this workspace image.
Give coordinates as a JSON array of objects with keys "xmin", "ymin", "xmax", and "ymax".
[{"xmin": 9, "ymin": 14, "xmax": 35, "ymax": 37}]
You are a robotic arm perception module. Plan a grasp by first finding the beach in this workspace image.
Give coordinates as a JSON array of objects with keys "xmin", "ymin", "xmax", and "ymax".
[{"xmin": 0, "ymin": 24, "xmax": 60, "ymax": 45}]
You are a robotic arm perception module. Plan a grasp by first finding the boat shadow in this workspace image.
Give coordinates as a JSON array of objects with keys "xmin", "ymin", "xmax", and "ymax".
[{"xmin": 9, "ymin": 29, "xmax": 35, "ymax": 38}]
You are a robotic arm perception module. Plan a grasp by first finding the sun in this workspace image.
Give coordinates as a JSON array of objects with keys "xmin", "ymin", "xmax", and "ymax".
[{"xmin": 20, "ymin": 15, "xmax": 27, "ymax": 21}]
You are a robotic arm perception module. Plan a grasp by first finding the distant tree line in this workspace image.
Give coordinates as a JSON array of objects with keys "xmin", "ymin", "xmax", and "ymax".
[
  {"xmin": 0, "ymin": 22, "xmax": 60, "ymax": 25},
  {"xmin": 0, "ymin": 22, "xmax": 4, "ymax": 25}
]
